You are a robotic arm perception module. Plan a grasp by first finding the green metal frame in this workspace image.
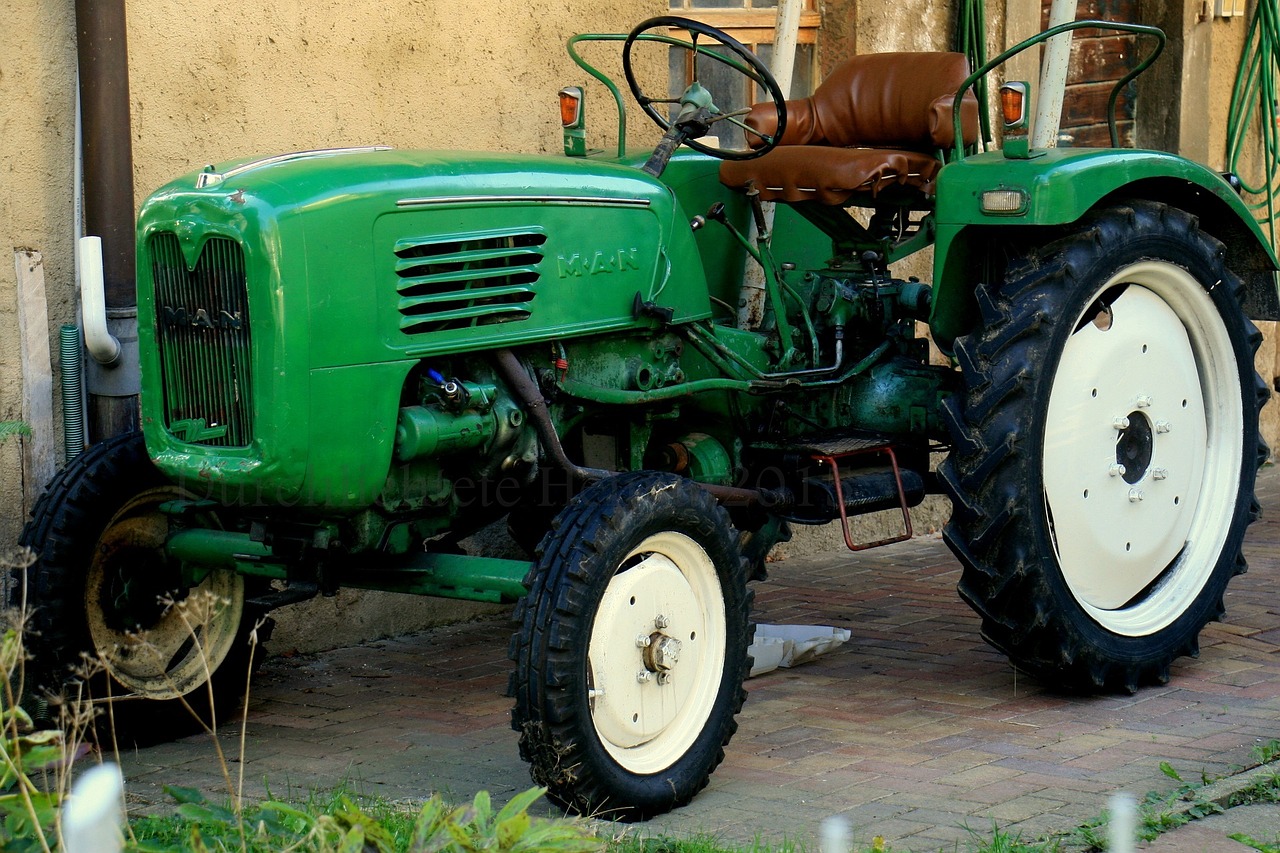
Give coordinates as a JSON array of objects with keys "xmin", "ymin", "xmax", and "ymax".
[
  {"xmin": 168, "ymin": 526, "xmax": 532, "ymax": 603},
  {"xmin": 566, "ymin": 31, "xmax": 761, "ymax": 159},
  {"xmin": 949, "ymin": 19, "xmax": 1166, "ymax": 160}
]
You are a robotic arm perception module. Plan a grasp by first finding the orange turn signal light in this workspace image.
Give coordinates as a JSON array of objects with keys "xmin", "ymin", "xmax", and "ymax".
[
  {"xmin": 559, "ymin": 86, "xmax": 584, "ymax": 129},
  {"xmin": 1000, "ymin": 82, "xmax": 1029, "ymax": 130}
]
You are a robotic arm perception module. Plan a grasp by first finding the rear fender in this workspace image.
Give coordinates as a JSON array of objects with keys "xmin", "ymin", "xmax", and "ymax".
[{"xmin": 929, "ymin": 149, "xmax": 1279, "ymax": 351}]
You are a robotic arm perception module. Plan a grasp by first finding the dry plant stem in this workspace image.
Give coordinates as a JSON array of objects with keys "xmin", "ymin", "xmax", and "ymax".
[
  {"xmin": 55, "ymin": 678, "xmax": 94, "ymax": 853},
  {"xmin": 169, "ymin": 595, "xmax": 249, "ymax": 853},
  {"xmin": 2, "ymin": 592, "xmax": 53, "ymax": 853},
  {"xmin": 237, "ymin": 620, "xmax": 265, "ymax": 809},
  {"xmin": 100, "ymin": 670, "xmax": 138, "ymax": 845},
  {"xmin": 14, "ymin": 561, "xmax": 30, "ymax": 702}
]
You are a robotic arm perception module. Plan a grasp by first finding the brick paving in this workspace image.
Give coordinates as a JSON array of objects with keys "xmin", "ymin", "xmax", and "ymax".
[{"xmin": 119, "ymin": 465, "xmax": 1280, "ymax": 850}]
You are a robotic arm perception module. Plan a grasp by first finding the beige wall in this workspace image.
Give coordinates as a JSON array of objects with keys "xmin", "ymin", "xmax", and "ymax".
[
  {"xmin": 0, "ymin": 2, "xmax": 75, "ymax": 549},
  {"xmin": 126, "ymin": 1, "xmax": 661, "ymax": 193}
]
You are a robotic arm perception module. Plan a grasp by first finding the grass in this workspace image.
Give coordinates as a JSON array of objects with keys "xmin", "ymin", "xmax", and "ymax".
[
  {"xmin": 130, "ymin": 796, "xmax": 1078, "ymax": 853},
  {"xmin": 127, "ymin": 784, "xmax": 603, "ymax": 852}
]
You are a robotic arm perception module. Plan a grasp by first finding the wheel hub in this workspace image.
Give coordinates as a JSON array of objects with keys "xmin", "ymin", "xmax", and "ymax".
[
  {"xmin": 643, "ymin": 632, "xmax": 682, "ymax": 673},
  {"xmin": 1115, "ymin": 410, "xmax": 1153, "ymax": 485},
  {"xmin": 103, "ymin": 548, "xmax": 177, "ymax": 633}
]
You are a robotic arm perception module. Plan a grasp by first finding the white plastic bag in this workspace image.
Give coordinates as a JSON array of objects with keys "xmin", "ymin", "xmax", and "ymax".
[{"xmin": 747, "ymin": 624, "xmax": 851, "ymax": 677}]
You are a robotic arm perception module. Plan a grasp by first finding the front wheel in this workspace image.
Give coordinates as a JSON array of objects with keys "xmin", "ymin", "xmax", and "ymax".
[
  {"xmin": 18, "ymin": 432, "xmax": 261, "ymax": 741},
  {"xmin": 509, "ymin": 472, "xmax": 752, "ymax": 819},
  {"xmin": 941, "ymin": 201, "xmax": 1268, "ymax": 691}
]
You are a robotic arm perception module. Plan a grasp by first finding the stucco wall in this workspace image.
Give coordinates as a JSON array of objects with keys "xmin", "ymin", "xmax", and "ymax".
[
  {"xmin": 125, "ymin": 1, "xmax": 663, "ymax": 193},
  {"xmin": 1203, "ymin": 15, "xmax": 1250, "ymax": 172},
  {"xmin": 0, "ymin": 1, "xmax": 77, "ymax": 551}
]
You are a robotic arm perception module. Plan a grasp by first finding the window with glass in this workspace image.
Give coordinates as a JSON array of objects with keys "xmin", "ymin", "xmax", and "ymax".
[{"xmin": 665, "ymin": 0, "xmax": 820, "ymax": 148}]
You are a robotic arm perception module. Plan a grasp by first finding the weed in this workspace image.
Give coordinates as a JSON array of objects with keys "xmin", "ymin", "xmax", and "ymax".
[
  {"xmin": 0, "ymin": 546, "xmax": 90, "ymax": 853},
  {"xmin": 1254, "ymin": 739, "xmax": 1280, "ymax": 765},
  {"xmin": 607, "ymin": 834, "xmax": 809, "ymax": 852},
  {"xmin": 1230, "ymin": 832, "xmax": 1280, "ymax": 852},
  {"xmin": 130, "ymin": 784, "xmax": 601, "ymax": 852},
  {"xmin": 1222, "ymin": 740, "xmax": 1280, "ymax": 810},
  {"xmin": 962, "ymin": 821, "xmax": 1060, "ymax": 852},
  {"xmin": 0, "ymin": 422, "xmax": 32, "ymax": 444},
  {"xmin": 1071, "ymin": 813, "xmax": 1107, "ymax": 851}
]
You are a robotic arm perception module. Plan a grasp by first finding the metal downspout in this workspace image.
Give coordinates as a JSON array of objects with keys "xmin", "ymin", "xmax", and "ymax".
[
  {"xmin": 76, "ymin": 0, "xmax": 141, "ymax": 441},
  {"xmin": 1031, "ymin": 0, "xmax": 1080, "ymax": 149}
]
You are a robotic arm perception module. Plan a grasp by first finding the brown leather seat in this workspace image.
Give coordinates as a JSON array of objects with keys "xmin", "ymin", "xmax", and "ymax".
[{"xmin": 719, "ymin": 52, "xmax": 980, "ymax": 205}]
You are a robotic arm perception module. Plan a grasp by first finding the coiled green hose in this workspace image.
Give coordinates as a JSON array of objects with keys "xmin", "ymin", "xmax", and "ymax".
[
  {"xmin": 1226, "ymin": 0, "xmax": 1280, "ymax": 254},
  {"xmin": 59, "ymin": 324, "xmax": 84, "ymax": 462},
  {"xmin": 955, "ymin": 0, "xmax": 992, "ymax": 148}
]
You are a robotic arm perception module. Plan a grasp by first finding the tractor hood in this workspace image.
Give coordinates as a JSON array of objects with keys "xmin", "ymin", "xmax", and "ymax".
[
  {"xmin": 137, "ymin": 146, "xmax": 710, "ymax": 368},
  {"xmin": 158, "ymin": 146, "xmax": 672, "ymax": 218},
  {"xmin": 135, "ymin": 146, "xmax": 714, "ymax": 506}
]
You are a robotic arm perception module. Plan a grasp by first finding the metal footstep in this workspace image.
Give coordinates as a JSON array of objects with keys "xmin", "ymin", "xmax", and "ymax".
[{"xmin": 801, "ymin": 434, "xmax": 914, "ymax": 552}]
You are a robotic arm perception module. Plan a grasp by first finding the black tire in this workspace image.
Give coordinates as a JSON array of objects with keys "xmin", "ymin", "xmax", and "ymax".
[
  {"xmin": 509, "ymin": 472, "xmax": 752, "ymax": 819},
  {"xmin": 940, "ymin": 201, "xmax": 1268, "ymax": 692},
  {"xmin": 17, "ymin": 432, "xmax": 263, "ymax": 742}
]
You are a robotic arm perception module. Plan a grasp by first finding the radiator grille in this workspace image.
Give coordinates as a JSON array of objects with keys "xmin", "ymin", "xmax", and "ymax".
[
  {"xmin": 394, "ymin": 229, "xmax": 544, "ymax": 334},
  {"xmin": 150, "ymin": 233, "xmax": 253, "ymax": 447}
]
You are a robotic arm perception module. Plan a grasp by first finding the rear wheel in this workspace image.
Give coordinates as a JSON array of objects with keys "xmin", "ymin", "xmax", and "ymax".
[
  {"xmin": 941, "ymin": 201, "xmax": 1267, "ymax": 690},
  {"xmin": 510, "ymin": 472, "xmax": 752, "ymax": 819},
  {"xmin": 19, "ymin": 432, "xmax": 261, "ymax": 741}
]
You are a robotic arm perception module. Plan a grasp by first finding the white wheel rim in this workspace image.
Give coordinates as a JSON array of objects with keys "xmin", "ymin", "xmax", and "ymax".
[
  {"xmin": 587, "ymin": 531, "xmax": 726, "ymax": 774},
  {"xmin": 1043, "ymin": 261, "xmax": 1243, "ymax": 636},
  {"xmin": 85, "ymin": 489, "xmax": 245, "ymax": 699}
]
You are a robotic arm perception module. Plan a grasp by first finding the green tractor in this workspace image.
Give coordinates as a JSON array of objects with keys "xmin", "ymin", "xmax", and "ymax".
[{"xmin": 20, "ymin": 13, "xmax": 1276, "ymax": 820}]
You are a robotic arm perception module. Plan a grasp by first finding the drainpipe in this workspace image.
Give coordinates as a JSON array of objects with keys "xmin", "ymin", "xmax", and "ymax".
[
  {"xmin": 1031, "ymin": 0, "xmax": 1080, "ymax": 149},
  {"xmin": 76, "ymin": 0, "xmax": 141, "ymax": 441}
]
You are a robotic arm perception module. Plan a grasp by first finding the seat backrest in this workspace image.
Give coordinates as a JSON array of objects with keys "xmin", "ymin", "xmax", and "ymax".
[{"xmin": 746, "ymin": 52, "xmax": 979, "ymax": 151}]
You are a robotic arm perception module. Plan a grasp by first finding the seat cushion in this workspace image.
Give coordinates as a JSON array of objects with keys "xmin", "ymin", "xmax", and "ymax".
[
  {"xmin": 718, "ymin": 51, "xmax": 978, "ymax": 206},
  {"xmin": 719, "ymin": 146, "xmax": 943, "ymax": 205},
  {"xmin": 742, "ymin": 52, "xmax": 979, "ymax": 152}
]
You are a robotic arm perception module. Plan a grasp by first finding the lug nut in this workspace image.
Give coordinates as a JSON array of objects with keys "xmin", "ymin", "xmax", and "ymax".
[
  {"xmin": 654, "ymin": 615, "xmax": 669, "ymax": 629},
  {"xmin": 636, "ymin": 671, "xmax": 652, "ymax": 683},
  {"xmin": 635, "ymin": 634, "xmax": 652, "ymax": 648},
  {"xmin": 1113, "ymin": 416, "xmax": 1130, "ymax": 430},
  {"xmin": 1153, "ymin": 467, "xmax": 1169, "ymax": 480},
  {"xmin": 1109, "ymin": 463, "xmax": 1127, "ymax": 478},
  {"xmin": 1156, "ymin": 420, "xmax": 1171, "ymax": 434},
  {"xmin": 1136, "ymin": 395, "xmax": 1152, "ymax": 408},
  {"xmin": 657, "ymin": 672, "xmax": 672, "ymax": 685},
  {"xmin": 1129, "ymin": 488, "xmax": 1144, "ymax": 503}
]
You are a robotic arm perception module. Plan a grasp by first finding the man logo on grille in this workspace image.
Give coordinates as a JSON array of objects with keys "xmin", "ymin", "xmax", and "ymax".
[{"xmin": 162, "ymin": 306, "xmax": 243, "ymax": 330}]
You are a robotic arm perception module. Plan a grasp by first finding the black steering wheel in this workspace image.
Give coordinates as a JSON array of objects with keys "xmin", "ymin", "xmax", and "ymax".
[{"xmin": 622, "ymin": 16, "xmax": 787, "ymax": 172}]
